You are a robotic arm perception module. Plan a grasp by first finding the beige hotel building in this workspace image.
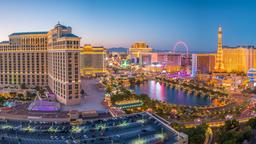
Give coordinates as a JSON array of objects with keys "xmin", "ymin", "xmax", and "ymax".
[
  {"xmin": 0, "ymin": 23, "xmax": 81, "ymax": 105},
  {"xmin": 129, "ymin": 42, "xmax": 152, "ymax": 59},
  {"xmin": 222, "ymin": 46, "xmax": 256, "ymax": 73},
  {"xmin": 80, "ymin": 44, "xmax": 107, "ymax": 76}
]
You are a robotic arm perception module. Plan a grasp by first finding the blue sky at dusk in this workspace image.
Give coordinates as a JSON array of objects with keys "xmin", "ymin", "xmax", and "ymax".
[{"xmin": 0, "ymin": 0, "xmax": 256, "ymax": 52}]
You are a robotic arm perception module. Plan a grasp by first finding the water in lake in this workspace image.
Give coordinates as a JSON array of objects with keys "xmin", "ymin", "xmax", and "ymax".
[{"xmin": 130, "ymin": 80, "xmax": 211, "ymax": 106}]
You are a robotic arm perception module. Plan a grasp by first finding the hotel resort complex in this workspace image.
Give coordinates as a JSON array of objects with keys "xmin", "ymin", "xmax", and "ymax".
[
  {"xmin": 2, "ymin": 0, "xmax": 256, "ymax": 143},
  {"xmin": 0, "ymin": 24, "xmax": 256, "ymax": 105}
]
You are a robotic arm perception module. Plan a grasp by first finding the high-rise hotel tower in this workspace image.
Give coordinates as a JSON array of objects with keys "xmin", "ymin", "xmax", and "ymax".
[
  {"xmin": 214, "ymin": 25, "xmax": 225, "ymax": 72},
  {"xmin": 0, "ymin": 23, "xmax": 81, "ymax": 105},
  {"xmin": 47, "ymin": 23, "xmax": 81, "ymax": 105}
]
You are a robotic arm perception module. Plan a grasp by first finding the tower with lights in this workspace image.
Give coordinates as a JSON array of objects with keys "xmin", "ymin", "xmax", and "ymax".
[{"xmin": 214, "ymin": 25, "xmax": 225, "ymax": 72}]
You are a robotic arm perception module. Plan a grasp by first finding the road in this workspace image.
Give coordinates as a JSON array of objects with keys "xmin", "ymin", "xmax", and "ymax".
[
  {"xmin": 204, "ymin": 127, "xmax": 213, "ymax": 144},
  {"xmin": 184, "ymin": 115, "xmax": 255, "ymax": 128}
]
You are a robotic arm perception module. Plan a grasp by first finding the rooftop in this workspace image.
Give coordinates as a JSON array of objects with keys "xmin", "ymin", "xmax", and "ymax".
[
  {"xmin": 223, "ymin": 45, "xmax": 255, "ymax": 49},
  {"xmin": 9, "ymin": 31, "xmax": 48, "ymax": 36},
  {"xmin": 0, "ymin": 41, "xmax": 9, "ymax": 44}
]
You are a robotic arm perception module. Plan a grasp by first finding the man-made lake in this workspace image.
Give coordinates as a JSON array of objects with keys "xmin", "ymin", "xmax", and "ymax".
[{"xmin": 130, "ymin": 80, "xmax": 211, "ymax": 106}]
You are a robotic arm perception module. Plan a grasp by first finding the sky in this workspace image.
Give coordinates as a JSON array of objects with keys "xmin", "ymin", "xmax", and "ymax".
[{"xmin": 0, "ymin": 0, "xmax": 256, "ymax": 52}]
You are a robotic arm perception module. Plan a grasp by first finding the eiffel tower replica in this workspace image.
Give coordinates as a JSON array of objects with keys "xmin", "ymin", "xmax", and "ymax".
[{"xmin": 214, "ymin": 25, "xmax": 225, "ymax": 73}]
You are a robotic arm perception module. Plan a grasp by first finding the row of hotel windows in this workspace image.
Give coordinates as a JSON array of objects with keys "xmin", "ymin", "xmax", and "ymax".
[
  {"xmin": 0, "ymin": 75, "xmax": 47, "ymax": 85},
  {"xmin": 54, "ymin": 41, "xmax": 79, "ymax": 45},
  {"xmin": 54, "ymin": 84, "xmax": 79, "ymax": 93},
  {"xmin": 1, "ymin": 59, "xmax": 46, "ymax": 63},
  {"xmin": 49, "ymin": 52, "xmax": 79, "ymax": 82},
  {"xmin": 0, "ymin": 45, "xmax": 9, "ymax": 50},
  {"xmin": 1, "ymin": 42, "xmax": 80, "ymax": 51},
  {"xmin": 0, "ymin": 69, "xmax": 46, "ymax": 73},
  {"xmin": 48, "ymin": 52, "xmax": 79, "ymax": 57},
  {"xmin": 9, "ymin": 37, "xmax": 47, "ymax": 49},
  {"xmin": 48, "ymin": 49, "xmax": 80, "ymax": 100},
  {"xmin": 54, "ymin": 41, "xmax": 80, "ymax": 49},
  {"xmin": 51, "ymin": 69, "xmax": 79, "ymax": 82},
  {"xmin": 0, "ymin": 47, "xmax": 47, "ymax": 51},
  {"xmin": 0, "ymin": 65, "xmax": 46, "ymax": 72},
  {"xmin": 0, "ymin": 74, "xmax": 47, "ymax": 79},
  {"xmin": 53, "ymin": 82, "xmax": 79, "ymax": 99},
  {"xmin": 0, "ymin": 81, "xmax": 47, "ymax": 86},
  {"xmin": 0, "ymin": 54, "xmax": 46, "ymax": 68},
  {"xmin": 10, "ymin": 45, "xmax": 47, "ymax": 48},
  {"xmin": 0, "ymin": 53, "xmax": 46, "ymax": 57},
  {"xmin": 82, "ymin": 56, "xmax": 105, "ymax": 68},
  {"xmin": 10, "ymin": 37, "xmax": 47, "ymax": 45},
  {"xmin": 0, "ymin": 59, "xmax": 46, "ymax": 63},
  {"xmin": 1, "ymin": 37, "xmax": 47, "ymax": 48}
]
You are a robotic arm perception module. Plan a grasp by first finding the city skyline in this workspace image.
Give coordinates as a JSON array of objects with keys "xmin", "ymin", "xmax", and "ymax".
[
  {"xmin": 1, "ymin": 0, "xmax": 256, "ymax": 52},
  {"xmin": 1, "ymin": 1, "xmax": 256, "ymax": 143}
]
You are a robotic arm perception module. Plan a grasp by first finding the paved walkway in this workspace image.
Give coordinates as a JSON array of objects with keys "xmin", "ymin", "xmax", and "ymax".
[{"xmin": 62, "ymin": 79, "xmax": 107, "ymax": 112}]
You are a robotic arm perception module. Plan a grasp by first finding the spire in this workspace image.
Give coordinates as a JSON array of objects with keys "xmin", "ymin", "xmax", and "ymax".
[{"xmin": 218, "ymin": 25, "xmax": 222, "ymax": 31}]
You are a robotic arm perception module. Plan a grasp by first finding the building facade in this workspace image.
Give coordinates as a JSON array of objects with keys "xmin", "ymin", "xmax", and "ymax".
[
  {"xmin": 47, "ymin": 23, "xmax": 81, "ymax": 105},
  {"xmin": 140, "ymin": 53, "xmax": 152, "ymax": 65},
  {"xmin": 222, "ymin": 46, "xmax": 256, "ymax": 73},
  {"xmin": 80, "ymin": 44, "xmax": 107, "ymax": 76},
  {"xmin": 129, "ymin": 42, "xmax": 152, "ymax": 63},
  {"xmin": 0, "ymin": 23, "xmax": 81, "ymax": 105},
  {"xmin": 0, "ymin": 32, "xmax": 48, "ymax": 86},
  {"xmin": 143, "ymin": 52, "xmax": 182, "ymax": 73},
  {"xmin": 140, "ymin": 52, "xmax": 182, "ymax": 66},
  {"xmin": 192, "ymin": 54, "xmax": 215, "ymax": 76},
  {"xmin": 254, "ymin": 48, "xmax": 256, "ymax": 68}
]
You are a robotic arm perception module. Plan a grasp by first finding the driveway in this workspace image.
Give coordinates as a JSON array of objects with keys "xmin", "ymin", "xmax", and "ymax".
[{"xmin": 62, "ymin": 79, "xmax": 107, "ymax": 112}]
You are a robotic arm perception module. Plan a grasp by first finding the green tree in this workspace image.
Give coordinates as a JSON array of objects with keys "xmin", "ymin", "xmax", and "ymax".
[
  {"xmin": 248, "ymin": 117, "xmax": 256, "ymax": 129},
  {"xmin": 219, "ymin": 130, "xmax": 237, "ymax": 143},
  {"xmin": 0, "ymin": 97, "xmax": 5, "ymax": 105},
  {"xmin": 26, "ymin": 91, "xmax": 36, "ymax": 99},
  {"xmin": 20, "ymin": 83, "xmax": 27, "ymax": 89},
  {"xmin": 224, "ymin": 119, "xmax": 239, "ymax": 131},
  {"xmin": 34, "ymin": 86, "xmax": 41, "ymax": 91},
  {"xmin": 223, "ymin": 140, "xmax": 236, "ymax": 144},
  {"xmin": 183, "ymin": 124, "xmax": 208, "ymax": 144},
  {"xmin": 238, "ymin": 126, "xmax": 253, "ymax": 142},
  {"xmin": 106, "ymin": 86, "xmax": 112, "ymax": 93},
  {"xmin": 129, "ymin": 77, "xmax": 136, "ymax": 85},
  {"xmin": 113, "ymin": 67, "xmax": 118, "ymax": 74},
  {"xmin": 80, "ymin": 89, "xmax": 85, "ymax": 96},
  {"xmin": 17, "ymin": 93, "xmax": 24, "ymax": 98}
]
